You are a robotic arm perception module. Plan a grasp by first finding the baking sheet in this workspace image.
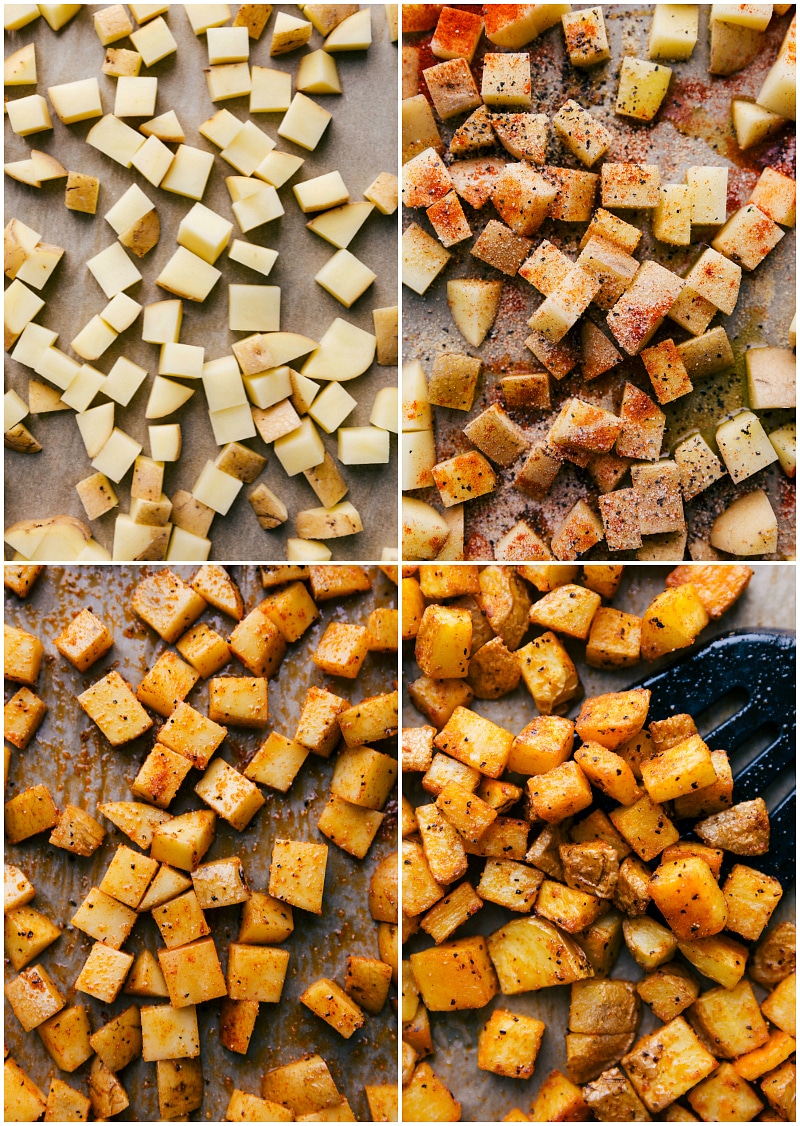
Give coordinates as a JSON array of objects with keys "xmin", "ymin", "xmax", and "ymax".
[
  {"xmin": 4, "ymin": 565, "xmax": 398, "ymax": 1121},
  {"xmin": 4, "ymin": 5, "xmax": 398, "ymax": 562},
  {"xmin": 402, "ymin": 563, "xmax": 796, "ymax": 1122},
  {"xmin": 402, "ymin": 5, "xmax": 796, "ymax": 561}
]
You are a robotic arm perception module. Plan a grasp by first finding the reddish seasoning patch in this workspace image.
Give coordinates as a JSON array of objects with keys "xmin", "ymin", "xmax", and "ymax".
[{"xmin": 465, "ymin": 532, "xmax": 494, "ymax": 560}]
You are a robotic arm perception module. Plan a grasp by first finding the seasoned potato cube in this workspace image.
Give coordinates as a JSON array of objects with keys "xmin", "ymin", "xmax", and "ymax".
[
  {"xmin": 6, "ymin": 963, "xmax": 65, "ymax": 1033},
  {"xmin": 331, "ymin": 744, "xmax": 397, "ymax": 810},
  {"xmin": 640, "ymin": 586, "xmax": 709, "ymax": 660},
  {"xmin": 141, "ymin": 1003, "xmax": 200, "ymax": 1062},
  {"xmin": 427, "ymin": 352, "xmax": 482, "ymax": 412},
  {"xmin": 415, "ymin": 604, "xmax": 472, "ymax": 679},
  {"xmin": 616, "ymin": 57, "xmax": 672, "ymax": 120},
  {"xmin": 607, "ymin": 261, "xmax": 684, "ymax": 355},
  {"xmin": 610, "ymin": 795, "xmax": 679, "ymax": 862},
  {"xmin": 317, "ymin": 794, "xmax": 384, "ymax": 859},
  {"xmin": 3, "ymin": 684, "xmax": 47, "ymax": 747},
  {"xmin": 585, "ymin": 607, "xmax": 641, "ymax": 669},
  {"xmin": 71, "ymin": 887, "xmax": 137, "ymax": 949},
  {"xmin": 622, "ymin": 1016, "xmax": 717, "ymax": 1113},
  {"xmin": 36, "ymin": 1003, "xmax": 93, "ymax": 1074},
  {"xmin": 649, "ymin": 856, "xmax": 727, "ymax": 938},
  {"xmin": 677, "ymin": 932, "xmax": 748, "ymax": 989},
  {"xmin": 75, "ymin": 942, "xmax": 134, "ymax": 1004},
  {"xmin": 722, "ymin": 864, "xmax": 783, "ymax": 942},
  {"xmin": 624, "ymin": 912, "xmax": 676, "ymax": 972},
  {"xmin": 125, "ymin": 950, "xmax": 169, "ymax": 998},
  {"xmin": 5, "ymin": 905, "xmax": 61, "ymax": 972},
  {"xmin": 477, "ymin": 858, "xmax": 544, "ymax": 913},
  {"xmin": 45, "ymin": 1075, "xmax": 92, "ymax": 1121},
  {"xmin": 492, "ymin": 163, "xmax": 557, "ymax": 237},
  {"xmin": 536, "ymin": 879, "xmax": 604, "ymax": 934},
  {"xmin": 711, "ymin": 203, "xmax": 784, "ymax": 271},
  {"xmin": 640, "ymin": 734, "xmax": 717, "ymax": 804},
  {"xmin": 312, "ymin": 622, "xmax": 369, "ymax": 679},
  {"xmin": 403, "ymin": 1063, "xmax": 460, "ymax": 1122},
  {"xmin": 527, "ymin": 761, "xmax": 593, "ymax": 823},
  {"xmin": 409, "ymin": 677, "xmax": 473, "ymax": 729},
  {"xmin": 4, "ymin": 623, "xmax": 44, "ymax": 685},
  {"xmin": 410, "ymin": 936, "xmax": 498, "ymax": 1011},
  {"xmin": 529, "ymin": 584, "xmax": 601, "ymax": 640},
  {"xmin": 433, "ymin": 706, "xmax": 514, "ymax": 779},
  {"xmin": 601, "ymin": 163, "xmax": 661, "ymax": 209},
  {"xmin": 269, "ymin": 838, "xmax": 328, "ymax": 915},
  {"xmin": 576, "ymin": 689, "xmax": 650, "ymax": 750},
  {"xmin": 227, "ymin": 942, "xmax": 290, "ymax": 1003},
  {"xmin": 402, "ymin": 725, "xmax": 436, "ymax": 773},
  {"xmin": 423, "ymin": 58, "xmax": 481, "ymax": 120},
  {"xmin": 195, "ymin": 757, "xmax": 265, "ymax": 831},
  {"xmin": 337, "ymin": 691, "xmax": 398, "ymax": 746},
  {"xmin": 5, "ymin": 783, "xmax": 59, "ymax": 843},
  {"xmin": 151, "ymin": 808, "xmax": 217, "ymax": 871},
  {"xmin": 516, "ymin": 632, "xmax": 580, "ymax": 715},
  {"xmin": 640, "ymin": 338, "xmax": 692, "ymax": 405},
  {"xmin": 132, "ymin": 743, "xmax": 193, "ymax": 809},
  {"xmin": 402, "ymin": 838, "xmax": 444, "ymax": 917},
  {"xmin": 636, "ymin": 961, "xmax": 699, "ymax": 1022},
  {"xmin": 692, "ymin": 978, "xmax": 769, "ymax": 1058},
  {"xmin": 612, "ymin": 855, "xmax": 653, "ymax": 916},
  {"xmin": 191, "ymin": 855, "xmax": 249, "ymax": 911},
  {"xmin": 467, "ymin": 635, "xmax": 521, "ymax": 699},
  {"xmin": 229, "ymin": 603, "xmax": 288, "ymax": 678},
  {"xmin": 78, "ymin": 669, "xmax": 153, "ymax": 746},
  {"xmin": 482, "ymin": 51, "xmax": 531, "ymax": 107},
  {"xmin": 345, "ymin": 955, "xmax": 392, "ymax": 1015},
  {"xmin": 100, "ymin": 843, "xmax": 159, "ymax": 908},
  {"xmin": 219, "ymin": 998, "xmax": 259, "ymax": 1057},
  {"xmin": 158, "ymin": 935, "xmax": 227, "ymax": 1008},
  {"xmin": 295, "ymin": 685, "xmax": 348, "ymax": 757},
  {"xmin": 54, "ymin": 608, "xmax": 113, "ymax": 671},
  {"xmin": 262, "ymin": 580, "xmax": 320, "ymax": 641},
  {"xmin": 239, "ymin": 891, "xmax": 294, "ymax": 945},
  {"xmin": 131, "ymin": 569, "xmax": 207, "ymax": 643},
  {"xmin": 365, "ymin": 607, "xmax": 398, "ymax": 653},
  {"xmin": 4, "ymin": 863, "xmax": 36, "ymax": 912},
  {"xmin": 49, "ymin": 801, "xmax": 104, "ymax": 856},
  {"xmin": 688, "ymin": 1061, "xmax": 764, "ymax": 1122},
  {"xmin": 464, "ymin": 403, "xmax": 529, "ymax": 465},
  {"xmin": 435, "ymin": 781, "xmax": 497, "ymax": 845},
  {"xmin": 158, "ymin": 702, "xmax": 227, "ymax": 770},
  {"xmin": 761, "ymin": 972, "xmax": 796, "ymax": 1037},
  {"xmin": 300, "ymin": 977, "xmax": 365, "ymax": 1039},
  {"xmin": 488, "ymin": 915, "xmax": 593, "ymax": 994},
  {"xmin": 478, "ymin": 1009, "xmax": 546, "ymax": 1079},
  {"xmin": 245, "ymin": 731, "xmax": 309, "ymax": 793},
  {"xmin": 749, "ymin": 921, "xmax": 796, "ymax": 989},
  {"xmin": 208, "ymin": 676, "xmax": 268, "ymax": 728},
  {"xmin": 422, "ymin": 752, "xmax": 481, "ymax": 796},
  {"xmin": 574, "ymin": 742, "xmax": 641, "ymax": 805}
]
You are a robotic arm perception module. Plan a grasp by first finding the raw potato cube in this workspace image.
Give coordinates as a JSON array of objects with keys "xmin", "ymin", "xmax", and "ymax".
[
  {"xmin": 674, "ymin": 433, "xmax": 726, "ymax": 499},
  {"xmin": 712, "ymin": 203, "xmax": 784, "ymax": 270},
  {"xmin": 424, "ymin": 58, "xmax": 482, "ymax": 120},
  {"xmin": 482, "ymin": 52, "xmax": 531, "ymax": 107},
  {"xmin": 432, "ymin": 450, "xmax": 497, "ymax": 507},
  {"xmin": 607, "ymin": 261, "xmax": 684, "ymax": 355},
  {"xmin": 90, "ymin": 1006, "xmax": 142, "ymax": 1070},
  {"xmin": 553, "ymin": 100, "xmax": 613, "ymax": 168},
  {"xmin": 75, "ymin": 942, "xmax": 134, "ymax": 1004},
  {"xmin": 649, "ymin": 4, "xmax": 700, "ymax": 59},
  {"xmin": 471, "ymin": 219, "xmax": 532, "ymax": 276},
  {"xmin": 551, "ymin": 500, "xmax": 605, "ymax": 561},
  {"xmin": 749, "ymin": 166, "xmax": 796, "ymax": 226},
  {"xmin": 100, "ymin": 843, "xmax": 159, "ymax": 908},
  {"xmin": 746, "ymin": 346, "xmax": 796, "ymax": 409},
  {"xmin": 602, "ymin": 163, "xmax": 661, "ymax": 209},
  {"xmin": 492, "ymin": 164, "xmax": 557, "ymax": 236},
  {"xmin": 716, "ymin": 410, "xmax": 778, "ymax": 482},
  {"xmin": 653, "ymin": 184, "xmax": 693, "ymax": 245},
  {"xmin": 269, "ymin": 838, "xmax": 328, "ymax": 914},
  {"xmin": 622, "ymin": 1016, "xmax": 717, "ymax": 1113},
  {"xmin": 616, "ymin": 57, "xmax": 672, "ymax": 120},
  {"xmin": 7, "ymin": 93, "xmax": 53, "ymax": 136},
  {"xmin": 141, "ymin": 1004, "xmax": 200, "ymax": 1062}
]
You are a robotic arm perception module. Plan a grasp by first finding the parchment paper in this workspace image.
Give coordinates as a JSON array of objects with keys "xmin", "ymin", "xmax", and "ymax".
[
  {"xmin": 402, "ymin": 5, "xmax": 796, "ymax": 561},
  {"xmin": 4, "ymin": 5, "xmax": 398, "ymax": 562},
  {"xmin": 402, "ymin": 563, "xmax": 796, "ymax": 1122},
  {"xmin": 4, "ymin": 565, "xmax": 398, "ymax": 1121}
]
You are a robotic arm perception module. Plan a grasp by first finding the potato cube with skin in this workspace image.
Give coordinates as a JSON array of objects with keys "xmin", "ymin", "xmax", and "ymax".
[
  {"xmin": 631, "ymin": 461, "xmax": 686, "ymax": 535},
  {"xmin": 269, "ymin": 838, "xmax": 328, "ymax": 915},
  {"xmin": 722, "ymin": 863, "xmax": 782, "ymax": 941},
  {"xmin": 668, "ymin": 284, "xmax": 717, "ymax": 335},
  {"xmin": 141, "ymin": 1004, "xmax": 199, "ymax": 1062},
  {"xmin": 622, "ymin": 1016, "xmax": 717, "ymax": 1113},
  {"xmin": 636, "ymin": 962, "xmax": 699, "ymax": 1022},
  {"xmin": 49, "ymin": 803, "xmax": 105, "ymax": 858},
  {"xmin": 5, "ymin": 783, "xmax": 59, "ymax": 844},
  {"xmin": 75, "ymin": 942, "xmax": 134, "ymax": 1004},
  {"xmin": 159, "ymin": 936, "xmax": 227, "ymax": 1008},
  {"xmin": 227, "ymin": 942, "xmax": 289, "ymax": 1003}
]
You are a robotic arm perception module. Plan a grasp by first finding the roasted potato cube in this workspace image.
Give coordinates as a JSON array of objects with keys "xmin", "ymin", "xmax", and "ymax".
[
  {"xmin": 259, "ymin": 1053, "xmax": 341, "ymax": 1117},
  {"xmin": 415, "ymin": 604, "xmax": 472, "ymax": 679},
  {"xmin": 44, "ymin": 1075, "xmax": 92, "ymax": 1122},
  {"xmin": 489, "ymin": 915, "xmax": 593, "ymax": 994},
  {"xmin": 610, "ymin": 795, "xmax": 679, "ymax": 861},
  {"xmin": 195, "ymin": 757, "xmax": 265, "ymax": 831},
  {"xmin": 749, "ymin": 921, "xmax": 796, "ymax": 988},
  {"xmin": 269, "ymin": 838, "xmax": 328, "ymax": 915},
  {"xmin": 312, "ymin": 622, "xmax": 370, "ymax": 679},
  {"xmin": 89, "ymin": 1005, "xmax": 142, "ymax": 1075},
  {"xmin": 366, "ymin": 607, "xmax": 398, "ymax": 652},
  {"xmin": 78, "ymin": 669, "xmax": 153, "ymax": 747},
  {"xmin": 574, "ymin": 742, "xmax": 642, "ymax": 805},
  {"xmin": 761, "ymin": 972, "xmax": 796, "ymax": 1037},
  {"xmin": 75, "ymin": 942, "xmax": 134, "ymax": 1004},
  {"xmin": 665, "ymin": 564, "xmax": 753, "ymax": 618},
  {"xmin": 158, "ymin": 935, "xmax": 227, "ymax": 1008},
  {"xmin": 559, "ymin": 841, "xmax": 619, "ymax": 899},
  {"xmin": 649, "ymin": 856, "xmax": 727, "ymax": 939},
  {"xmin": 5, "ymin": 783, "xmax": 59, "ymax": 843},
  {"xmin": 3, "ymin": 565, "xmax": 43, "ymax": 598},
  {"xmin": 529, "ymin": 584, "xmax": 601, "ymax": 640},
  {"xmin": 219, "ymin": 998, "xmax": 259, "ymax": 1056},
  {"xmin": 583, "ymin": 1066, "xmax": 651, "ymax": 1121},
  {"xmin": 687, "ymin": 1061, "xmax": 764, "ymax": 1123},
  {"xmin": 317, "ymin": 794, "xmax": 384, "ymax": 859},
  {"xmin": 436, "ymin": 781, "xmax": 497, "ymax": 844},
  {"xmin": 636, "ymin": 962, "xmax": 699, "ymax": 1022},
  {"xmin": 576, "ymin": 689, "xmax": 650, "ymax": 750},
  {"xmin": 416, "ymin": 801, "xmax": 468, "ymax": 884},
  {"xmin": 434, "ymin": 705, "xmax": 514, "ymax": 779},
  {"xmin": 345, "ymin": 955, "xmax": 392, "ymax": 1015},
  {"xmin": 612, "ymin": 856, "xmax": 653, "ymax": 916},
  {"xmin": 467, "ymin": 635, "xmax": 522, "ymax": 699},
  {"xmin": 476, "ymin": 859, "xmax": 544, "ymax": 913},
  {"xmin": 54, "ymin": 608, "xmax": 113, "ymax": 671},
  {"xmin": 47, "ymin": 803, "xmax": 104, "ymax": 857},
  {"xmin": 509, "ymin": 715, "xmax": 575, "ymax": 776},
  {"xmin": 136, "ymin": 651, "xmax": 199, "ymax": 718},
  {"xmin": 422, "ymin": 752, "xmax": 481, "ymax": 797},
  {"xmin": 409, "ymin": 676, "xmax": 474, "ymax": 729},
  {"xmin": 621, "ymin": 1017, "xmax": 717, "ymax": 1113},
  {"xmin": 192, "ymin": 855, "xmax": 249, "ymax": 910},
  {"xmin": 585, "ymin": 607, "xmax": 641, "ymax": 669},
  {"xmin": 132, "ymin": 743, "xmax": 194, "ymax": 809},
  {"xmin": 300, "ymin": 977, "xmax": 365, "ymax": 1039},
  {"xmin": 516, "ymin": 632, "xmax": 581, "ymax": 715},
  {"xmin": 691, "ymin": 978, "xmax": 769, "ymax": 1058},
  {"xmin": 229, "ymin": 602, "xmax": 288, "ymax": 678},
  {"xmin": 176, "ymin": 622, "xmax": 231, "ymax": 679},
  {"xmin": 410, "ymin": 935, "xmax": 499, "ymax": 1011},
  {"xmin": 677, "ymin": 933, "xmax": 748, "ymax": 990},
  {"xmin": 337, "ymin": 691, "xmax": 398, "ymax": 746},
  {"xmin": 294, "ymin": 685, "xmax": 349, "ymax": 757},
  {"xmin": 528, "ymin": 761, "xmax": 593, "ymax": 823},
  {"xmin": 4, "ymin": 623, "xmax": 44, "ymax": 685},
  {"xmin": 693, "ymin": 797, "xmax": 770, "ymax": 855},
  {"xmin": 131, "ymin": 569, "xmax": 207, "ymax": 643},
  {"xmin": 151, "ymin": 809, "xmax": 217, "ymax": 871},
  {"xmin": 5, "ymin": 905, "xmax": 61, "ymax": 971},
  {"xmin": 640, "ymin": 735, "xmax": 717, "ymax": 803},
  {"xmin": 71, "ymin": 887, "xmax": 137, "ymax": 949},
  {"xmin": 141, "ymin": 1003, "xmax": 200, "ymax": 1062},
  {"xmin": 535, "ymin": 879, "xmax": 604, "ymax": 934},
  {"xmin": 660, "ymin": 841, "xmax": 723, "ymax": 879},
  {"xmin": 403, "ymin": 1063, "xmax": 461, "ymax": 1122},
  {"xmin": 478, "ymin": 1009, "xmax": 546, "ymax": 1079},
  {"xmin": 463, "ymin": 816, "xmax": 530, "ymax": 862},
  {"xmin": 571, "ymin": 808, "xmax": 632, "ymax": 860},
  {"xmin": 208, "ymin": 676, "xmax": 268, "ymax": 728},
  {"xmin": 640, "ymin": 586, "xmax": 709, "ymax": 661}
]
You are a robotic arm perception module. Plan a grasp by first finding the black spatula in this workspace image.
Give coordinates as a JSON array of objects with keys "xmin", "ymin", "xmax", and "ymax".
[{"xmin": 632, "ymin": 629, "xmax": 795, "ymax": 886}]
